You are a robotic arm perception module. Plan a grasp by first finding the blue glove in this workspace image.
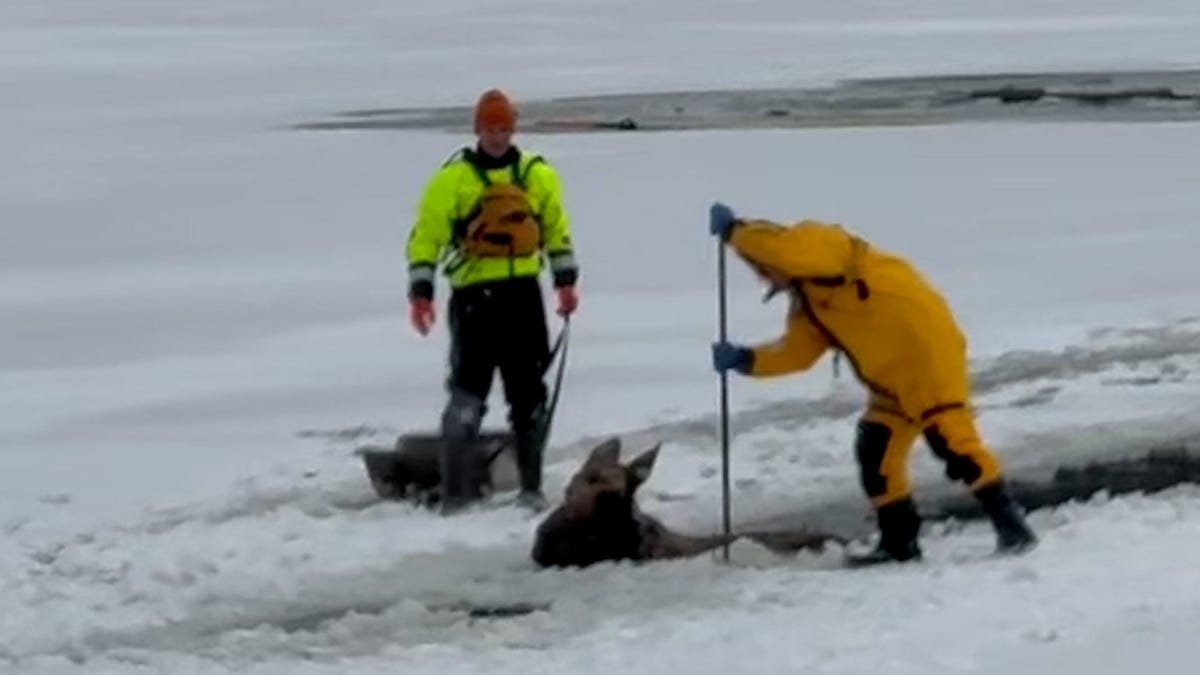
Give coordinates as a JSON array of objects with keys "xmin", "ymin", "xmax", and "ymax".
[
  {"xmin": 712, "ymin": 341, "xmax": 753, "ymax": 374},
  {"xmin": 709, "ymin": 201, "xmax": 739, "ymax": 241}
]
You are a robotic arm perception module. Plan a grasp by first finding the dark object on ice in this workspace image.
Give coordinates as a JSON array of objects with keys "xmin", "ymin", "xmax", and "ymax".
[
  {"xmin": 530, "ymin": 436, "xmax": 847, "ymax": 569},
  {"xmin": 952, "ymin": 84, "xmax": 1196, "ymax": 106},
  {"xmin": 528, "ymin": 116, "xmax": 639, "ymax": 131},
  {"xmin": 926, "ymin": 446, "xmax": 1200, "ymax": 521},
  {"xmin": 464, "ymin": 601, "xmax": 550, "ymax": 618},
  {"xmin": 358, "ymin": 431, "xmax": 516, "ymax": 506},
  {"xmin": 424, "ymin": 599, "xmax": 552, "ymax": 619}
]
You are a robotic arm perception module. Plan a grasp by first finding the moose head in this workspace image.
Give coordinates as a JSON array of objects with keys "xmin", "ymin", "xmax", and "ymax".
[
  {"xmin": 531, "ymin": 436, "xmax": 661, "ymax": 568},
  {"xmin": 560, "ymin": 436, "xmax": 660, "ymax": 520}
]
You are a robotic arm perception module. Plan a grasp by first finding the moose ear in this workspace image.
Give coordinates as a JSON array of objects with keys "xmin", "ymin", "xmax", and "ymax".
[
  {"xmin": 626, "ymin": 443, "xmax": 661, "ymax": 488},
  {"xmin": 584, "ymin": 436, "xmax": 621, "ymax": 467}
]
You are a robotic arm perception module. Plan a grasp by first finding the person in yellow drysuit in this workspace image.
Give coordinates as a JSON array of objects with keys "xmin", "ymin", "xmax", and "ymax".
[
  {"xmin": 406, "ymin": 88, "xmax": 579, "ymax": 513},
  {"xmin": 707, "ymin": 201, "xmax": 1035, "ymax": 565}
]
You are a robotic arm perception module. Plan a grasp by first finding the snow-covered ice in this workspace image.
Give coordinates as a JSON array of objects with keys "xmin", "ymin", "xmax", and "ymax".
[{"xmin": 3, "ymin": 1, "xmax": 1200, "ymax": 673}]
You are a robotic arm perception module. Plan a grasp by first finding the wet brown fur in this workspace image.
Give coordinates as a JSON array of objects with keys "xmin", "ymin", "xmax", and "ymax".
[{"xmin": 531, "ymin": 436, "xmax": 847, "ymax": 568}]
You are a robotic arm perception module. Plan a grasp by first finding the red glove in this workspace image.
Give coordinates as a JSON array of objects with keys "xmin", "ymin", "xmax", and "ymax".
[
  {"xmin": 555, "ymin": 285, "xmax": 578, "ymax": 317},
  {"xmin": 409, "ymin": 298, "xmax": 435, "ymax": 335}
]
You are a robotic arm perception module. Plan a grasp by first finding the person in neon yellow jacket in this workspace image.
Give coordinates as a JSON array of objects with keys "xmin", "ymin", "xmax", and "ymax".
[
  {"xmin": 405, "ymin": 89, "xmax": 579, "ymax": 512},
  {"xmin": 708, "ymin": 201, "xmax": 1036, "ymax": 565}
]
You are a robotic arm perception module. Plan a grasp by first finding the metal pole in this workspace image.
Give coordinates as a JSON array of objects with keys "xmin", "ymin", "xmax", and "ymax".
[{"xmin": 717, "ymin": 238, "xmax": 732, "ymax": 561}]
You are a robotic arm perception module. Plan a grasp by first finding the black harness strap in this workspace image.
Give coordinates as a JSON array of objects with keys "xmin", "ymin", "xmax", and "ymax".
[
  {"xmin": 920, "ymin": 402, "xmax": 966, "ymax": 422},
  {"xmin": 543, "ymin": 316, "xmax": 571, "ymax": 423}
]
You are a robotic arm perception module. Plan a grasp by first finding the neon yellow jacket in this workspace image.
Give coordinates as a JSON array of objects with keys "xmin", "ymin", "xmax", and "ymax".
[{"xmin": 406, "ymin": 146, "xmax": 578, "ymax": 300}]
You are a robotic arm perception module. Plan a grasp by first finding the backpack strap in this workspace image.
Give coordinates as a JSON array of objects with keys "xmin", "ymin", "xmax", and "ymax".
[
  {"xmin": 461, "ymin": 148, "xmax": 495, "ymax": 187},
  {"xmin": 516, "ymin": 155, "xmax": 545, "ymax": 189}
]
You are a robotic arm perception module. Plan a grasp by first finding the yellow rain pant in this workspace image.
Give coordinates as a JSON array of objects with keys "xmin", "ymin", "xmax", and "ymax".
[{"xmin": 857, "ymin": 398, "xmax": 1003, "ymax": 507}]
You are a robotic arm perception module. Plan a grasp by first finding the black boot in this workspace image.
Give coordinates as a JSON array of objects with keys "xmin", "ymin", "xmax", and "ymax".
[
  {"xmin": 513, "ymin": 434, "xmax": 547, "ymax": 512},
  {"xmin": 846, "ymin": 497, "xmax": 923, "ymax": 566},
  {"xmin": 974, "ymin": 480, "xmax": 1037, "ymax": 554},
  {"xmin": 438, "ymin": 440, "xmax": 488, "ymax": 514},
  {"xmin": 513, "ymin": 406, "xmax": 549, "ymax": 511},
  {"xmin": 438, "ymin": 389, "xmax": 488, "ymax": 515}
]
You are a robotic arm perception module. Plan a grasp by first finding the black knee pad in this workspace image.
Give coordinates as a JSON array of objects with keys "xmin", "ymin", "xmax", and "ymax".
[
  {"xmin": 855, "ymin": 420, "xmax": 892, "ymax": 498},
  {"xmin": 924, "ymin": 425, "xmax": 983, "ymax": 485},
  {"xmin": 441, "ymin": 388, "xmax": 486, "ymax": 440}
]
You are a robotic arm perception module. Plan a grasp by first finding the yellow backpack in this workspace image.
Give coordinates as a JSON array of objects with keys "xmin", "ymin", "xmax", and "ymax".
[{"xmin": 455, "ymin": 151, "xmax": 544, "ymax": 258}]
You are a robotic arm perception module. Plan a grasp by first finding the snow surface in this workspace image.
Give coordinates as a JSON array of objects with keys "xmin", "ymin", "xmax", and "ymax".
[{"xmin": 3, "ymin": 1, "xmax": 1200, "ymax": 673}]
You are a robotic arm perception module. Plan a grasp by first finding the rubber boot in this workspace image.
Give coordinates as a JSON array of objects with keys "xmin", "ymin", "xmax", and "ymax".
[
  {"xmin": 439, "ymin": 389, "xmax": 487, "ymax": 515},
  {"xmin": 845, "ymin": 497, "xmax": 923, "ymax": 567},
  {"xmin": 513, "ymin": 406, "xmax": 549, "ymax": 512},
  {"xmin": 439, "ymin": 440, "xmax": 488, "ymax": 514},
  {"xmin": 974, "ymin": 479, "xmax": 1037, "ymax": 555}
]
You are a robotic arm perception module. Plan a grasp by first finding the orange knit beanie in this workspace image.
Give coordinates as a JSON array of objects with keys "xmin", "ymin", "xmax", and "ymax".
[{"xmin": 474, "ymin": 88, "xmax": 517, "ymax": 131}]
